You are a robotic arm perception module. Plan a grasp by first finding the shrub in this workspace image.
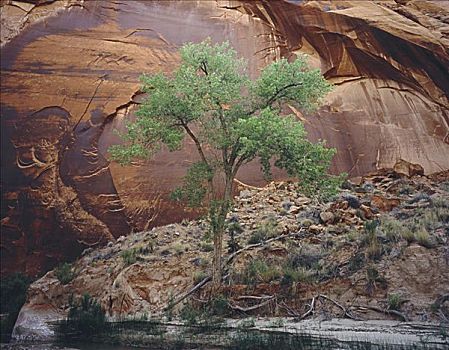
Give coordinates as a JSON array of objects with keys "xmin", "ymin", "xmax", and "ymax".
[
  {"xmin": 280, "ymin": 267, "xmax": 313, "ymax": 285},
  {"xmin": 55, "ymin": 262, "xmax": 75, "ymax": 285},
  {"xmin": 243, "ymin": 259, "xmax": 281, "ymax": 284},
  {"xmin": 247, "ymin": 231, "xmax": 267, "ymax": 244},
  {"xmin": 172, "ymin": 243, "xmax": 186, "ymax": 254},
  {"xmin": 200, "ymin": 241, "xmax": 214, "ymax": 252},
  {"xmin": 365, "ymin": 265, "xmax": 386, "ymax": 295},
  {"xmin": 208, "ymin": 294, "xmax": 229, "ymax": 317},
  {"xmin": 365, "ymin": 237, "xmax": 383, "ymax": 261},
  {"xmin": 387, "ymin": 293, "xmax": 403, "ymax": 311},
  {"xmin": 121, "ymin": 249, "xmax": 137, "ymax": 266},
  {"xmin": 61, "ymin": 293, "xmax": 106, "ymax": 338},
  {"xmin": 401, "ymin": 229, "xmax": 415, "ymax": 244},
  {"xmin": 180, "ymin": 303, "xmax": 202, "ymax": 325},
  {"xmin": 248, "ymin": 218, "xmax": 279, "ymax": 244},
  {"xmin": 415, "ymin": 228, "xmax": 433, "ymax": 248},
  {"xmin": 286, "ymin": 246, "xmax": 321, "ymax": 270},
  {"xmin": 192, "ymin": 271, "xmax": 208, "ymax": 284},
  {"xmin": 380, "ymin": 217, "xmax": 410, "ymax": 242}
]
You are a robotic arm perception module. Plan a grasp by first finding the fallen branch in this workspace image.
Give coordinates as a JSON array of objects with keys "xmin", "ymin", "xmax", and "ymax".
[
  {"xmin": 351, "ymin": 304, "xmax": 408, "ymax": 322},
  {"xmin": 226, "ymin": 229, "xmax": 305, "ymax": 266},
  {"xmin": 235, "ymin": 295, "xmax": 274, "ymax": 301},
  {"xmin": 318, "ymin": 294, "xmax": 360, "ymax": 320},
  {"xmin": 277, "ymin": 301, "xmax": 300, "ymax": 317},
  {"xmin": 233, "ymin": 178, "xmax": 264, "ymax": 190},
  {"xmin": 229, "ymin": 297, "xmax": 274, "ymax": 313},
  {"xmin": 297, "ymin": 296, "xmax": 316, "ymax": 320},
  {"xmin": 164, "ymin": 276, "xmax": 211, "ymax": 311}
]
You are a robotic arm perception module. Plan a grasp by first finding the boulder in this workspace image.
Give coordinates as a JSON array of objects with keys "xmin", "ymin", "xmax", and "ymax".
[{"xmin": 393, "ymin": 159, "xmax": 425, "ymax": 177}]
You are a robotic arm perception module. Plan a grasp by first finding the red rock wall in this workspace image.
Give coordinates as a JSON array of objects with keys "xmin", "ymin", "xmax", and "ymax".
[{"xmin": 1, "ymin": 0, "xmax": 448, "ymax": 276}]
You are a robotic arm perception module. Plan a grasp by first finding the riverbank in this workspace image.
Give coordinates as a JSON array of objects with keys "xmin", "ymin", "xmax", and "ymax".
[{"xmin": 3, "ymin": 317, "xmax": 449, "ymax": 350}]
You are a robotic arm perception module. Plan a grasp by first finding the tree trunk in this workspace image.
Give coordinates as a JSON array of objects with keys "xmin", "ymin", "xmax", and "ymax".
[{"xmin": 212, "ymin": 174, "xmax": 233, "ymax": 288}]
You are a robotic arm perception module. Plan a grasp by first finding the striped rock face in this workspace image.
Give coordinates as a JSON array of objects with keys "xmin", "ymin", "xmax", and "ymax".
[{"xmin": 1, "ymin": 0, "xmax": 448, "ymax": 276}]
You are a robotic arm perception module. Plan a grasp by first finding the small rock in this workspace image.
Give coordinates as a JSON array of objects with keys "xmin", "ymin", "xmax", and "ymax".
[
  {"xmin": 309, "ymin": 224, "xmax": 322, "ymax": 233},
  {"xmin": 281, "ymin": 200, "xmax": 293, "ymax": 211},
  {"xmin": 371, "ymin": 194, "xmax": 400, "ymax": 212},
  {"xmin": 289, "ymin": 205, "xmax": 301, "ymax": 215},
  {"xmin": 81, "ymin": 248, "xmax": 93, "ymax": 256},
  {"xmin": 117, "ymin": 235, "xmax": 126, "ymax": 243},
  {"xmin": 299, "ymin": 218, "xmax": 314, "ymax": 228},
  {"xmin": 319, "ymin": 211, "xmax": 335, "ymax": 224},
  {"xmin": 342, "ymin": 194, "xmax": 360, "ymax": 208},
  {"xmin": 239, "ymin": 190, "xmax": 252, "ymax": 199}
]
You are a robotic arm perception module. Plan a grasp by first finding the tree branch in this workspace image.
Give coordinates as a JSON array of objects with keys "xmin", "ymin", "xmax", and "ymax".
[{"xmin": 179, "ymin": 120, "xmax": 209, "ymax": 168}]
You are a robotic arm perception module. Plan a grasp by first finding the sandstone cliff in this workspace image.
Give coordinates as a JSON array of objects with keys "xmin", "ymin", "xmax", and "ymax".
[{"xmin": 1, "ymin": 0, "xmax": 448, "ymax": 275}]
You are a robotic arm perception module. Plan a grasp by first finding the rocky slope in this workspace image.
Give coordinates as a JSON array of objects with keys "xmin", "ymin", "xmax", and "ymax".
[
  {"xmin": 12, "ymin": 166, "xmax": 449, "ymax": 341},
  {"xmin": 1, "ymin": 0, "xmax": 448, "ymax": 276}
]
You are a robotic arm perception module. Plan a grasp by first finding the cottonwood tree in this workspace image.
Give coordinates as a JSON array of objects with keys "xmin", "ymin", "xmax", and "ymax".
[{"xmin": 110, "ymin": 40, "xmax": 341, "ymax": 286}]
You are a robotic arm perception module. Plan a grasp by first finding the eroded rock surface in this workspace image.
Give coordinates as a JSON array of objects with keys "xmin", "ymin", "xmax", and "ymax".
[{"xmin": 1, "ymin": 0, "xmax": 448, "ymax": 276}]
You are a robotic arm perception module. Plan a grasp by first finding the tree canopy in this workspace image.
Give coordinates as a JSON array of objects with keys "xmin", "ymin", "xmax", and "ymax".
[{"xmin": 109, "ymin": 39, "xmax": 342, "ymax": 284}]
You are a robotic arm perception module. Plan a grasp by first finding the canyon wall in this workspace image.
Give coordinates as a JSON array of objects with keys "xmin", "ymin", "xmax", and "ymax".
[{"xmin": 1, "ymin": 0, "xmax": 448, "ymax": 276}]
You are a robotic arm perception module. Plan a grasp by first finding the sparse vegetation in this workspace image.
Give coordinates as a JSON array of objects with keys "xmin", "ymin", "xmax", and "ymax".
[
  {"xmin": 247, "ymin": 218, "xmax": 279, "ymax": 244},
  {"xmin": 55, "ymin": 262, "xmax": 75, "ymax": 285},
  {"xmin": 58, "ymin": 293, "xmax": 106, "ymax": 338},
  {"xmin": 415, "ymin": 227, "xmax": 433, "ymax": 248},
  {"xmin": 387, "ymin": 293, "xmax": 403, "ymax": 311},
  {"xmin": 121, "ymin": 248, "xmax": 138, "ymax": 266},
  {"xmin": 200, "ymin": 241, "xmax": 214, "ymax": 252},
  {"xmin": 361, "ymin": 220, "xmax": 383, "ymax": 261},
  {"xmin": 173, "ymin": 243, "xmax": 186, "ymax": 255},
  {"xmin": 192, "ymin": 271, "xmax": 208, "ymax": 284}
]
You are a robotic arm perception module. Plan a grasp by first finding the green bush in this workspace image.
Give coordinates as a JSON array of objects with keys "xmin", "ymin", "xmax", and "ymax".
[
  {"xmin": 248, "ymin": 218, "xmax": 278, "ymax": 244},
  {"xmin": 55, "ymin": 262, "xmax": 75, "ymax": 285},
  {"xmin": 415, "ymin": 228, "xmax": 433, "ymax": 248},
  {"xmin": 380, "ymin": 217, "xmax": 411, "ymax": 242},
  {"xmin": 387, "ymin": 293, "xmax": 403, "ymax": 311},
  {"xmin": 60, "ymin": 293, "xmax": 106, "ymax": 338},
  {"xmin": 247, "ymin": 231, "xmax": 267, "ymax": 245},
  {"xmin": 192, "ymin": 271, "xmax": 208, "ymax": 284},
  {"xmin": 281, "ymin": 267, "xmax": 313, "ymax": 286},
  {"xmin": 243, "ymin": 259, "xmax": 281, "ymax": 284},
  {"xmin": 200, "ymin": 241, "xmax": 214, "ymax": 252},
  {"xmin": 121, "ymin": 248, "xmax": 138, "ymax": 266}
]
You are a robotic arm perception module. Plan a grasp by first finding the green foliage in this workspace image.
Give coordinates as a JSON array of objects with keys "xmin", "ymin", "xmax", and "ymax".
[
  {"xmin": 361, "ymin": 221, "xmax": 383, "ymax": 261},
  {"xmin": 199, "ymin": 241, "xmax": 214, "ymax": 252},
  {"xmin": 0, "ymin": 273, "xmax": 31, "ymax": 342},
  {"xmin": 380, "ymin": 216, "xmax": 409, "ymax": 242},
  {"xmin": 242, "ymin": 259, "xmax": 281, "ymax": 284},
  {"xmin": 247, "ymin": 217, "xmax": 279, "ymax": 244},
  {"xmin": 121, "ymin": 248, "xmax": 138, "ymax": 266},
  {"xmin": 192, "ymin": 271, "xmax": 208, "ymax": 284},
  {"xmin": 110, "ymin": 39, "xmax": 337, "ymax": 204},
  {"xmin": 59, "ymin": 293, "xmax": 106, "ymax": 338},
  {"xmin": 208, "ymin": 294, "xmax": 229, "ymax": 317},
  {"xmin": 387, "ymin": 293, "xmax": 403, "ymax": 311},
  {"xmin": 170, "ymin": 162, "xmax": 213, "ymax": 207},
  {"xmin": 55, "ymin": 262, "xmax": 75, "ymax": 285},
  {"xmin": 172, "ymin": 243, "xmax": 186, "ymax": 255},
  {"xmin": 415, "ymin": 227, "xmax": 433, "ymax": 248}
]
